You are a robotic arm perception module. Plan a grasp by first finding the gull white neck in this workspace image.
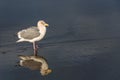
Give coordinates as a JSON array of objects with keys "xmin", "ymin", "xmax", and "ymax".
[{"xmin": 37, "ymin": 25, "xmax": 46, "ymax": 38}]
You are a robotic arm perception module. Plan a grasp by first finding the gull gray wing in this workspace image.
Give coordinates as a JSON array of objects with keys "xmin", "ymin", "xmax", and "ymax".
[
  {"xmin": 20, "ymin": 27, "xmax": 40, "ymax": 39},
  {"xmin": 21, "ymin": 60, "xmax": 42, "ymax": 70}
]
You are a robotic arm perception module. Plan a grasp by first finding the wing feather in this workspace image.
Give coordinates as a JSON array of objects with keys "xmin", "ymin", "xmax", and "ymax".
[{"xmin": 19, "ymin": 27, "xmax": 40, "ymax": 39}]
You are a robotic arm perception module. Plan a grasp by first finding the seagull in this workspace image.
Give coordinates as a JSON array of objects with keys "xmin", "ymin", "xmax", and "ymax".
[
  {"xmin": 16, "ymin": 20, "xmax": 49, "ymax": 56},
  {"xmin": 18, "ymin": 55, "xmax": 52, "ymax": 76}
]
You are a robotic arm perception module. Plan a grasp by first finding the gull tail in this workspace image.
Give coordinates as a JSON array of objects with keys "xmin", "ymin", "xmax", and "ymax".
[
  {"xmin": 18, "ymin": 55, "xmax": 30, "ymax": 60},
  {"xmin": 16, "ymin": 39, "xmax": 24, "ymax": 43}
]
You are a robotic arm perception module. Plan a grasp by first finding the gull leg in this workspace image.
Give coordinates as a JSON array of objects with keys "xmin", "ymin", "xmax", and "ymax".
[
  {"xmin": 33, "ymin": 42, "xmax": 38, "ymax": 56},
  {"xmin": 35, "ymin": 44, "xmax": 39, "ymax": 55},
  {"xmin": 36, "ymin": 44, "xmax": 39, "ymax": 49}
]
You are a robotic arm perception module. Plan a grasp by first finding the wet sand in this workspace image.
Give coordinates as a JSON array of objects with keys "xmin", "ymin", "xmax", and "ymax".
[{"xmin": 0, "ymin": 0, "xmax": 120, "ymax": 80}]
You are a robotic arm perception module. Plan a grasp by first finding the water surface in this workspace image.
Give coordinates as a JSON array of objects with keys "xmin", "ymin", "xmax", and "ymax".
[{"xmin": 0, "ymin": 0, "xmax": 120, "ymax": 80}]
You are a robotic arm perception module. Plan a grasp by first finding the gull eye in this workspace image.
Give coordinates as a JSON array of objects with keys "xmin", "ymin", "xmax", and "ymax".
[{"xmin": 41, "ymin": 21, "xmax": 45, "ymax": 25}]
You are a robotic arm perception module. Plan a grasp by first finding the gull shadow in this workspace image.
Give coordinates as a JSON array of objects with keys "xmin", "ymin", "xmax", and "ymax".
[{"xmin": 17, "ymin": 55, "xmax": 52, "ymax": 76}]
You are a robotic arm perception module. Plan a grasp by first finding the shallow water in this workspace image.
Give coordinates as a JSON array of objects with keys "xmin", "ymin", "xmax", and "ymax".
[{"xmin": 0, "ymin": 0, "xmax": 120, "ymax": 80}]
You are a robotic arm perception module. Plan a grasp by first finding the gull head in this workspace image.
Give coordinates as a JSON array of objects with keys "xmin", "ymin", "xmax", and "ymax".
[
  {"xmin": 40, "ymin": 68, "xmax": 52, "ymax": 76},
  {"xmin": 37, "ymin": 20, "xmax": 49, "ymax": 27}
]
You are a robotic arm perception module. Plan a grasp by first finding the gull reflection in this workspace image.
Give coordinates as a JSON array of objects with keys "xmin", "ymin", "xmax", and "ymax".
[{"xmin": 18, "ymin": 55, "xmax": 52, "ymax": 76}]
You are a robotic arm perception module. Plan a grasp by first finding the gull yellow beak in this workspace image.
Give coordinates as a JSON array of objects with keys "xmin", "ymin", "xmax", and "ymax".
[
  {"xmin": 47, "ymin": 69, "xmax": 52, "ymax": 73},
  {"xmin": 45, "ymin": 23, "xmax": 49, "ymax": 27}
]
